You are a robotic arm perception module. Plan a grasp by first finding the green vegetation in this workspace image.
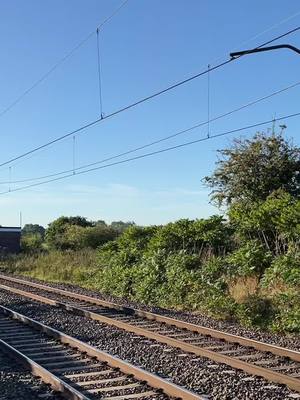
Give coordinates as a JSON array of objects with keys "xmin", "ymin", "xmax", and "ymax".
[
  {"xmin": 21, "ymin": 224, "xmax": 46, "ymax": 253},
  {"xmin": 20, "ymin": 217, "xmax": 135, "ymax": 253},
  {"xmin": 203, "ymin": 132, "xmax": 300, "ymax": 205},
  {"xmin": 2, "ymin": 132, "xmax": 300, "ymax": 333},
  {"xmin": 4, "ymin": 249, "xmax": 97, "ymax": 284}
]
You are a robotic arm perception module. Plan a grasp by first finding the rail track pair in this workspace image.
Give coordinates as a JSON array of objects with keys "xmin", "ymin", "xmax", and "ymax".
[
  {"xmin": 0, "ymin": 304, "xmax": 202, "ymax": 400},
  {"xmin": 0, "ymin": 273, "xmax": 299, "ymax": 398}
]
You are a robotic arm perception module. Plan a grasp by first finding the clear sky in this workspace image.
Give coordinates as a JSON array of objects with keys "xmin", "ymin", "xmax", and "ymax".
[{"xmin": 0, "ymin": 0, "xmax": 299, "ymax": 227}]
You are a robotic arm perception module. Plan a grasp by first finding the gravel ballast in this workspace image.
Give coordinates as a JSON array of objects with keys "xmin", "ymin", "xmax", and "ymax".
[{"xmin": 0, "ymin": 289, "xmax": 299, "ymax": 400}]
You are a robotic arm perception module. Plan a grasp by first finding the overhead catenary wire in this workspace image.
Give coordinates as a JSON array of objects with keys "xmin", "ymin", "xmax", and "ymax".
[
  {"xmin": 1, "ymin": 26, "xmax": 299, "ymax": 170},
  {"xmin": 1, "ymin": 111, "xmax": 300, "ymax": 195},
  {"xmin": 1, "ymin": 79, "xmax": 299, "ymax": 185},
  {"xmin": 0, "ymin": 0, "xmax": 130, "ymax": 120},
  {"xmin": 0, "ymin": 6, "xmax": 297, "ymax": 124},
  {"xmin": 0, "ymin": 5, "xmax": 297, "ymax": 121}
]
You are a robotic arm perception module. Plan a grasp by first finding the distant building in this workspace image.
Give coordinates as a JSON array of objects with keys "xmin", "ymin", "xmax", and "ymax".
[{"xmin": 0, "ymin": 227, "xmax": 21, "ymax": 254}]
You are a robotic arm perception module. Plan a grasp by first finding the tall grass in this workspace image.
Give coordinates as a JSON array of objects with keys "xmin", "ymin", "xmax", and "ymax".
[
  {"xmin": 1, "ymin": 249, "xmax": 98, "ymax": 288},
  {"xmin": 228, "ymin": 276, "xmax": 259, "ymax": 303}
]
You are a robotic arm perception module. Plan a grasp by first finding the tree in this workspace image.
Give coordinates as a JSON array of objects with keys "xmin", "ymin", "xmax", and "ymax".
[
  {"xmin": 94, "ymin": 220, "xmax": 107, "ymax": 227},
  {"xmin": 84, "ymin": 226, "xmax": 117, "ymax": 248},
  {"xmin": 59, "ymin": 216, "xmax": 93, "ymax": 228},
  {"xmin": 62, "ymin": 225, "xmax": 117, "ymax": 250},
  {"xmin": 110, "ymin": 221, "xmax": 135, "ymax": 233},
  {"xmin": 203, "ymin": 132, "xmax": 300, "ymax": 206},
  {"xmin": 45, "ymin": 216, "xmax": 117, "ymax": 250},
  {"xmin": 22, "ymin": 224, "xmax": 45, "ymax": 238},
  {"xmin": 45, "ymin": 216, "xmax": 93, "ymax": 249}
]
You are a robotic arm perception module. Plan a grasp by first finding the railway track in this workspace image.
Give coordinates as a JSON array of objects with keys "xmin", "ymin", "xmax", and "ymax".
[
  {"xmin": 0, "ymin": 303, "xmax": 202, "ymax": 400},
  {"xmin": 0, "ymin": 347, "xmax": 60, "ymax": 400},
  {"xmin": 0, "ymin": 274, "xmax": 299, "ymax": 393}
]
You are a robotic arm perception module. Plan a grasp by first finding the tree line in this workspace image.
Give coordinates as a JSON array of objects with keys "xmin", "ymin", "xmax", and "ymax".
[{"xmin": 21, "ymin": 218, "xmax": 135, "ymax": 252}]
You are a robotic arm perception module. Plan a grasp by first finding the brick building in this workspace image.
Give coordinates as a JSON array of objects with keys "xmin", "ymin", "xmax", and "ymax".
[{"xmin": 0, "ymin": 227, "xmax": 21, "ymax": 253}]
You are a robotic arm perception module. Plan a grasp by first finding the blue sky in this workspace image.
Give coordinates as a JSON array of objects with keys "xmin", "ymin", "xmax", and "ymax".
[{"xmin": 0, "ymin": 0, "xmax": 299, "ymax": 227}]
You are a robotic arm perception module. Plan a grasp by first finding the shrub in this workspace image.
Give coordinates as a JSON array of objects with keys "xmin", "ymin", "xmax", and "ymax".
[
  {"xmin": 148, "ymin": 216, "xmax": 233, "ymax": 257},
  {"xmin": 236, "ymin": 295, "xmax": 275, "ymax": 328},
  {"xmin": 93, "ymin": 262, "xmax": 134, "ymax": 298},
  {"xmin": 227, "ymin": 240, "xmax": 272, "ymax": 277},
  {"xmin": 110, "ymin": 221, "xmax": 135, "ymax": 233},
  {"xmin": 83, "ymin": 226, "xmax": 117, "ymax": 249},
  {"xmin": 199, "ymin": 290, "xmax": 237, "ymax": 320},
  {"xmin": 132, "ymin": 251, "xmax": 201, "ymax": 307},
  {"xmin": 117, "ymin": 226, "xmax": 158, "ymax": 253},
  {"xmin": 22, "ymin": 224, "xmax": 45, "ymax": 238},
  {"xmin": 45, "ymin": 216, "xmax": 94, "ymax": 249},
  {"xmin": 148, "ymin": 219, "xmax": 195, "ymax": 253},
  {"xmin": 98, "ymin": 226, "xmax": 158, "ymax": 266},
  {"xmin": 229, "ymin": 190, "xmax": 300, "ymax": 253},
  {"xmin": 195, "ymin": 257, "xmax": 236, "ymax": 319},
  {"xmin": 131, "ymin": 250, "xmax": 169, "ymax": 304},
  {"xmin": 199, "ymin": 256, "xmax": 226, "ymax": 283},
  {"xmin": 271, "ymin": 291, "xmax": 300, "ymax": 332},
  {"xmin": 262, "ymin": 251, "xmax": 300, "ymax": 289},
  {"xmin": 21, "ymin": 233, "xmax": 44, "ymax": 253},
  {"xmin": 45, "ymin": 220, "xmax": 117, "ymax": 251},
  {"xmin": 162, "ymin": 253, "xmax": 200, "ymax": 308}
]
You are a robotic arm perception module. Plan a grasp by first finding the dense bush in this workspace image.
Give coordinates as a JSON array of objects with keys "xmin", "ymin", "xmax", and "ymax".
[
  {"xmin": 90, "ymin": 200, "xmax": 299, "ymax": 331},
  {"xmin": 132, "ymin": 251, "xmax": 200, "ymax": 306},
  {"xmin": 269, "ymin": 291, "xmax": 300, "ymax": 332},
  {"xmin": 229, "ymin": 190, "xmax": 300, "ymax": 253},
  {"xmin": 21, "ymin": 233, "xmax": 44, "ymax": 253},
  {"xmin": 45, "ymin": 216, "xmax": 93, "ymax": 249},
  {"xmin": 110, "ymin": 221, "xmax": 136, "ymax": 233},
  {"xmin": 94, "ymin": 218, "xmax": 236, "ymax": 318},
  {"xmin": 95, "ymin": 246, "xmax": 234, "ymax": 317},
  {"xmin": 147, "ymin": 216, "xmax": 233, "ymax": 257},
  {"xmin": 62, "ymin": 225, "xmax": 117, "ymax": 250},
  {"xmin": 22, "ymin": 224, "xmax": 45, "ymax": 238},
  {"xmin": 45, "ymin": 216, "xmax": 119, "ymax": 250},
  {"xmin": 262, "ymin": 251, "xmax": 300, "ymax": 289},
  {"xmin": 236, "ymin": 295, "xmax": 275, "ymax": 328},
  {"xmin": 226, "ymin": 240, "xmax": 272, "ymax": 277},
  {"xmin": 117, "ymin": 225, "xmax": 158, "ymax": 254}
]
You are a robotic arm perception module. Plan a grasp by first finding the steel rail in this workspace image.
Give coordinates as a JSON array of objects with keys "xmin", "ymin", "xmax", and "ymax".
[
  {"xmin": 0, "ymin": 273, "xmax": 299, "ymax": 361},
  {"xmin": 0, "ymin": 304, "xmax": 203, "ymax": 400},
  {"xmin": 0, "ymin": 339, "xmax": 91, "ymax": 400},
  {"xmin": 0, "ymin": 279, "xmax": 300, "ymax": 392}
]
